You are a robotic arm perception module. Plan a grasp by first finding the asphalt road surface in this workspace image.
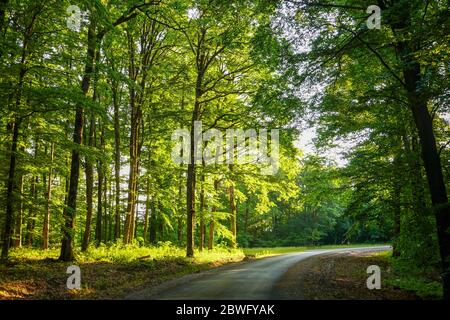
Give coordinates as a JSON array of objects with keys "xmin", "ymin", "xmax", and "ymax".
[{"xmin": 126, "ymin": 246, "xmax": 390, "ymax": 300}]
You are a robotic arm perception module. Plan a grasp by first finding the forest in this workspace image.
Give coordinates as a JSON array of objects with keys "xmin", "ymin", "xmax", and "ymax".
[{"xmin": 0, "ymin": 0, "xmax": 449, "ymax": 300}]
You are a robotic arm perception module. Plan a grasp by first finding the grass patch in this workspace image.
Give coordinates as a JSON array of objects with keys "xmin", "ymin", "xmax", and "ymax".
[{"xmin": 0, "ymin": 242, "xmax": 244, "ymax": 300}]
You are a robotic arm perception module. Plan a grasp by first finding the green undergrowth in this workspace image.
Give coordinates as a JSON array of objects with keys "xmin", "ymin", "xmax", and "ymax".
[
  {"xmin": 8, "ymin": 242, "xmax": 245, "ymax": 264},
  {"xmin": 384, "ymin": 254, "xmax": 443, "ymax": 299},
  {"xmin": 1, "ymin": 243, "xmax": 245, "ymax": 299}
]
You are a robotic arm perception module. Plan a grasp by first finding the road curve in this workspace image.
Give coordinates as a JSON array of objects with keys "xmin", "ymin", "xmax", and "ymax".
[{"xmin": 126, "ymin": 246, "xmax": 390, "ymax": 300}]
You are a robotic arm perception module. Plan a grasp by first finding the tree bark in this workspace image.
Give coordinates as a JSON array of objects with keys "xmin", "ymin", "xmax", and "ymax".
[
  {"xmin": 229, "ymin": 184, "xmax": 237, "ymax": 249},
  {"xmin": 59, "ymin": 19, "xmax": 96, "ymax": 261},
  {"xmin": 208, "ymin": 180, "xmax": 219, "ymax": 250},
  {"xmin": 81, "ymin": 113, "xmax": 95, "ymax": 252},
  {"xmin": 112, "ymin": 81, "xmax": 121, "ymax": 240},
  {"xmin": 392, "ymin": 154, "xmax": 402, "ymax": 258},
  {"xmin": 398, "ymin": 43, "xmax": 450, "ymax": 299},
  {"xmin": 244, "ymin": 200, "xmax": 249, "ymax": 238},
  {"xmin": 199, "ymin": 171, "xmax": 205, "ymax": 251},
  {"xmin": 1, "ymin": 118, "xmax": 20, "ymax": 261},
  {"xmin": 95, "ymin": 122, "xmax": 104, "ymax": 245},
  {"xmin": 42, "ymin": 142, "xmax": 54, "ymax": 250},
  {"xmin": 229, "ymin": 165, "xmax": 237, "ymax": 249},
  {"xmin": 103, "ymin": 174, "xmax": 108, "ymax": 242},
  {"xmin": 149, "ymin": 201, "xmax": 157, "ymax": 244},
  {"xmin": 186, "ymin": 117, "xmax": 197, "ymax": 257},
  {"xmin": 123, "ymin": 30, "xmax": 140, "ymax": 244},
  {"xmin": 13, "ymin": 175, "xmax": 24, "ymax": 248},
  {"xmin": 143, "ymin": 178, "xmax": 150, "ymax": 243},
  {"xmin": 25, "ymin": 174, "xmax": 37, "ymax": 247},
  {"xmin": 1, "ymin": 13, "xmax": 31, "ymax": 260}
]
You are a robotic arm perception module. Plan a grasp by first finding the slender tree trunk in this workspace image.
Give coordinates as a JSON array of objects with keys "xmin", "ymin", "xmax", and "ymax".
[
  {"xmin": 95, "ymin": 123, "xmax": 104, "ymax": 245},
  {"xmin": 158, "ymin": 203, "xmax": 165, "ymax": 242},
  {"xmin": 59, "ymin": 19, "xmax": 97, "ymax": 262},
  {"xmin": 130, "ymin": 153, "xmax": 141, "ymax": 242},
  {"xmin": 123, "ymin": 29, "xmax": 143, "ymax": 244},
  {"xmin": 186, "ymin": 127, "xmax": 197, "ymax": 257},
  {"xmin": 229, "ymin": 165, "xmax": 237, "ymax": 249},
  {"xmin": 199, "ymin": 171, "xmax": 205, "ymax": 251},
  {"xmin": 149, "ymin": 201, "xmax": 157, "ymax": 244},
  {"xmin": 392, "ymin": 154, "xmax": 402, "ymax": 258},
  {"xmin": 107, "ymin": 176, "xmax": 113, "ymax": 242},
  {"xmin": 13, "ymin": 175, "xmax": 24, "ymax": 248},
  {"xmin": 123, "ymin": 93, "xmax": 138, "ymax": 244},
  {"xmin": 113, "ymin": 83, "xmax": 121, "ymax": 240},
  {"xmin": 103, "ymin": 174, "xmax": 108, "ymax": 242},
  {"xmin": 81, "ymin": 44, "xmax": 100, "ymax": 250},
  {"xmin": 42, "ymin": 142, "xmax": 54, "ymax": 250},
  {"xmin": 143, "ymin": 178, "xmax": 150, "ymax": 243},
  {"xmin": 177, "ymin": 217, "xmax": 183, "ymax": 245},
  {"xmin": 186, "ymin": 82, "xmax": 202, "ymax": 257},
  {"xmin": 1, "ymin": 118, "xmax": 20, "ymax": 261},
  {"xmin": 208, "ymin": 180, "xmax": 218, "ymax": 250},
  {"xmin": 81, "ymin": 113, "xmax": 95, "ymax": 252},
  {"xmin": 177, "ymin": 161, "xmax": 184, "ymax": 245},
  {"xmin": 25, "ymin": 174, "xmax": 37, "ymax": 246}
]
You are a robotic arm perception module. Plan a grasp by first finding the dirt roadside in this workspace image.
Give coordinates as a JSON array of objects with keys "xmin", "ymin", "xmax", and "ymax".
[{"xmin": 272, "ymin": 251, "xmax": 419, "ymax": 300}]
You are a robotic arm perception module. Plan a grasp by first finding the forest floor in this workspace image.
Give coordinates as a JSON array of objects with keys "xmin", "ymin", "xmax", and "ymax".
[
  {"xmin": 273, "ymin": 250, "xmax": 442, "ymax": 299},
  {"xmin": 0, "ymin": 245, "xmax": 441, "ymax": 299},
  {"xmin": 0, "ymin": 243, "xmax": 386, "ymax": 300},
  {"xmin": 0, "ymin": 244, "xmax": 246, "ymax": 299}
]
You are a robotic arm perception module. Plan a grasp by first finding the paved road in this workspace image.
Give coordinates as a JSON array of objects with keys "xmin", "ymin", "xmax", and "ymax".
[{"xmin": 126, "ymin": 246, "xmax": 390, "ymax": 300}]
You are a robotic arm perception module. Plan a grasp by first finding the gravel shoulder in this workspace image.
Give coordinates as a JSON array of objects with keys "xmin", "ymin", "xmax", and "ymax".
[{"xmin": 273, "ymin": 250, "xmax": 419, "ymax": 300}]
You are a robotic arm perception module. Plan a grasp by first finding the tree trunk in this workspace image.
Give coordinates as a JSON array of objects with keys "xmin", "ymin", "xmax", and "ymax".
[
  {"xmin": 95, "ymin": 122, "xmax": 104, "ymax": 245},
  {"xmin": 103, "ymin": 174, "xmax": 108, "ymax": 242},
  {"xmin": 177, "ymin": 162, "xmax": 184, "ymax": 245},
  {"xmin": 392, "ymin": 154, "xmax": 402, "ymax": 258},
  {"xmin": 123, "ymin": 29, "xmax": 144, "ymax": 244},
  {"xmin": 1, "ymin": 118, "xmax": 20, "ymax": 261},
  {"xmin": 25, "ymin": 174, "xmax": 37, "ymax": 247},
  {"xmin": 229, "ymin": 165, "xmax": 237, "ymax": 249},
  {"xmin": 158, "ymin": 205, "xmax": 165, "ymax": 242},
  {"xmin": 177, "ymin": 217, "xmax": 183, "ymax": 245},
  {"xmin": 143, "ymin": 178, "xmax": 150, "ymax": 243},
  {"xmin": 123, "ymin": 92, "xmax": 138, "ymax": 244},
  {"xmin": 59, "ymin": 19, "xmax": 97, "ymax": 262},
  {"xmin": 199, "ymin": 171, "xmax": 205, "ymax": 251},
  {"xmin": 42, "ymin": 142, "xmax": 54, "ymax": 250},
  {"xmin": 13, "ymin": 175, "xmax": 24, "ymax": 248},
  {"xmin": 1, "ymin": 19, "xmax": 28, "ymax": 259},
  {"xmin": 186, "ymin": 80, "xmax": 203, "ymax": 257},
  {"xmin": 244, "ymin": 200, "xmax": 249, "ymax": 237},
  {"xmin": 186, "ymin": 128, "xmax": 197, "ymax": 257},
  {"xmin": 113, "ymin": 82, "xmax": 121, "ymax": 240},
  {"xmin": 81, "ymin": 113, "xmax": 95, "ymax": 252},
  {"xmin": 399, "ymin": 43, "xmax": 450, "ymax": 299},
  {"xmin": 208, "ymin": 180, "xmax": 219, "ymax": 250}
]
